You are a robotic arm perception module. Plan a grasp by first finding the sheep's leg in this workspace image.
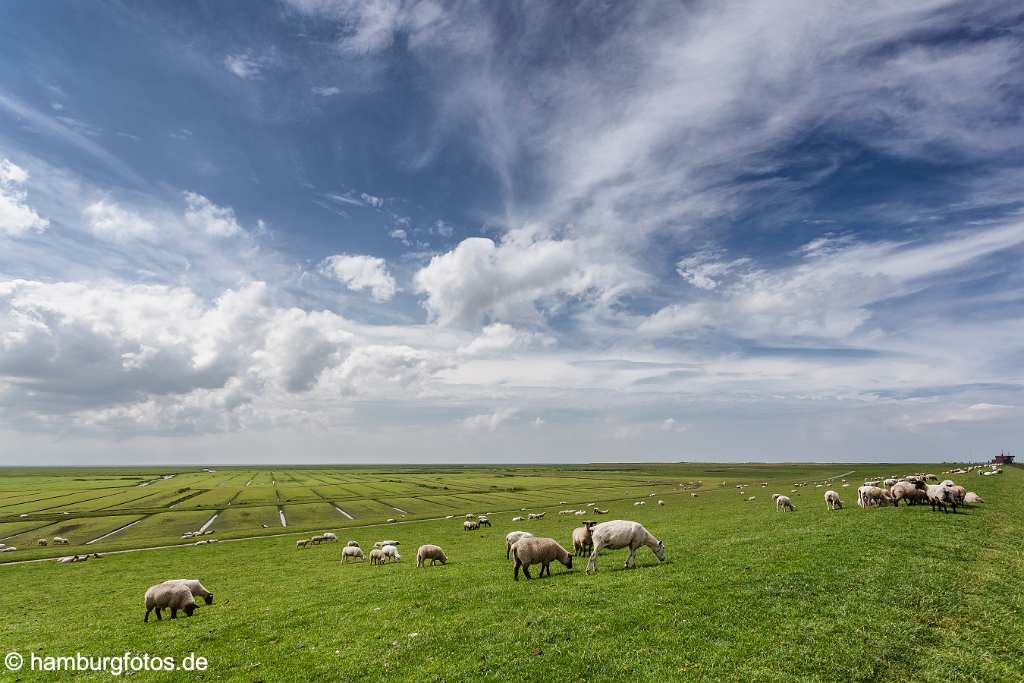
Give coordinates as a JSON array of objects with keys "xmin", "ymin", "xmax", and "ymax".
[
  {"xmin": 522, "ymin": 563, "xmax": 532, "ymax": 580},
  {"xmin": 626, "ymin": 545, "xmax": 637, "ymax": 568},
  {"xmin": 155, "ymin": 607, "xmax": 162, "ymax": 621},
  {"xmin": 514, "ymin": 558, "xmax": 521, "ymax": 581},
  {"xmin": 144, "ymin": 607, "xmax": 152, "ymax": 623},
  {"xmin": 586, "ymin": 544, "xmax": 601, "ymax": 573},
  {"xmin": 170, "ymin": 607, "xmax": 178, "ymax": 619}
]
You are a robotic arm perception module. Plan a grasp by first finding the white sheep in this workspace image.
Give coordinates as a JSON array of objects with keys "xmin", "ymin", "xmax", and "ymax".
[
  {"xmin": 37, "ymin": 538, "xmax": 48, "ymax": 547},
  {"xmin": 505, "ymin": 531, "xmax": 534, "ymax": 559},
  {"xmin": 511, "ymin": 537, "xmax": 573, "ymax": 580},
  {"xmin": 296, "ymin": 539, "xmax": 310, "ymax": 549},
  {"xmin": 633, "ymin": 501, "xmax": 646, "ymax": 506},
  {"xmin": 964, "ymin": 492, "xmax": 984, "ymax": 504},
  {"xmin": 373, "ymin": 540, "xmax": 400, "ymax": 548},
  {"xmin": 528, "ymin": 512, "xmax": 546, "ymax": 519},
  {"xmin": 369, "ymin": 548, "xmax": 384, "ymax": 565},
  {"xmin": 926, "ymin": 484, "xmax": 957, "ymax": 514},
  {"xmin": 657, "ymin": 500, "xmax": 665, "ymax": 506},
  {"xmin": 593, "ymin": 507, "xmax": 609, "ymax": 514},
  {"xmin": 416, "ymin": 544, "xmax": 447, "ymax": 567},
  {"xmin": 164, "ymin": 579, "xmax": 214, "ymax": 604},
  {"xmin": 381, "ymin": 544, "xmax": 401, "ymax": 562},
  {"xmin": 53, "ymin": 536, "xmax": 70, "ymax": 545},
  {"xmin": 775, "ymin": 495, "xmax": 795, "ymax": 511},
  {"xmin": 347, "ymin": 540, "xmax": 360, "ymax": 548},
  {"xmin": 0, "ymin": 547, "xmax": 16, "ymax": 553},
  {"xmin": 322, "ymin": 532, "xmax": 338, "ymax": 542},
  {"xmin": 463, "ymin": 520, "xmax": 480, "ymax": 531},
  {"xmin": 824, "ymin": 490, "xmax": 842, "ymax": 510},
  {"xmin": 477, "ymin": 516, "xmax": 492, "ymax": 527},
  {"xmin": 341, "ymin": 546, "xmax": 365, "ymax": 562},
  {"xmin": 512, "ymin": 516, "xmax": 525, "ymax": 522},
  {"xmin": 310, "ymin": 535, "xmax": 327, "ymax": 545},
  {"xmin": 571, "ymin": 522, "xmax": 597, "ymax": 557},
  {"xmin": 144, "ymin": 582, "xmax": 197, "ymax": 622},
  {"xmin": 586, "ymin": 520, "xmax": 665, "ymax": 573}
]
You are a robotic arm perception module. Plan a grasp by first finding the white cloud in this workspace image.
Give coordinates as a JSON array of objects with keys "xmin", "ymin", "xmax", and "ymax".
[
  {"xmin": 313, "ymin": 86, "xmax": 341, "ymax": 96},
  {"xmin": 183, "ymin": 192, "xmax": 243, "ymax": 238},
  {"xmin": 660, "ymin": 418, "xmax": 687, "ymax": 433},
  {"xmin": 321, "ymin": 253, "xmax": 397, "ymax": 302},
  {"xmin": 225, "ymin": 52, "xmax": 265, "ymax": 79},
  {"xmin": 462, "ymin": 407, "xmax": 517, "ymax": 432},
  {"xmin": 0, "ymin": 159, "xmax": 48, "ymax": 237},
  {"xmin": 389, "ymin": 228, "xmax": 409, "ymax": 244},
  {"xmin": 457, "ymin": 322, "xmax": 554, "ymax": 356},
  {"xmin": 360, "ymin": 192, "xmax": 384, "ymax": 208},
  {"xmin": 676, "ymin": 249, "xmax": 751, "ymax": 291},
  {"xmin": 83, "ymin": 200, "xmax": 157, "ymax": 243}
]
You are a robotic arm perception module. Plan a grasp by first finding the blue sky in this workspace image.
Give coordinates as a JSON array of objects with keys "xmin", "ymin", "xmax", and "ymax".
[{"xmin": 1, "ymin": 1, "xmax": 1022, "ymax": 464}]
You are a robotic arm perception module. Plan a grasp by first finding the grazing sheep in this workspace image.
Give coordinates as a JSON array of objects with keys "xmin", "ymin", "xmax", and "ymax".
[
  {"xmin": 528, "ymin": 512, "xmax": 546, "ymax": 520},
  {"xmin": 824, "ymin": 490, "xmax": 843, "ymax": 510},
  {"xmin": 657, "ymin": 500, "xmax": 665, "ymax": 506},
  {"xmin": 144, "ymin": 582, "xmax": 197, "ymax": 622},
  {"xmin": 310, "ymin": 535, "xmax": 327, "ymax": 545},
  {"xmin": 164, "ymin": 579, "xmax": 214, "ymax": 605},
  {"xmin": 341, "ymin": 546, "xmax": 365, "ymax": 563},
  {"xmin": 746, "ymin": 496, "xmax": 756, "ymax": 502},
  {"xmin": 386, "ymin": 518, "xmax": 396, "ymax": 523},
  {"xmin": 53, "ymin": 536, "xmax": 70, "ymax": 545},
  {"xmin": 381, "ymin": 544, "xmax": 401, "ymax": 562},
  {"xmin": 322, "ymin": 532, "xmax": 338, "ymax": 542},
  {"xmin": 891, "ymin": 481, "xmax": 921, "ymax": 506},
  {"xmin": 0, "ymin": 547, "xmax": 16, "ymax": 553},
  {"xmin": 964, "ymin": 492, "xmax": 983, "ymax": 504},
  {"xmin": 633, "ymin": 501, "xmax": 646, "ymax": 506},
  {"xmin": 512, "ymin": 516, "xmax": 525, "ymax": 522},
  {"xmin": 296, "ymin": 539, "xmax": 310, "ymax": 549},
  {"xmin": 771, "ymin": 493, "xmax": 781, "ymax": 502},
  {"xmin": 586, "ymin": 520, "xmax": 665, "ymax": 573},
  {"xmin": 369, "ymin": 548, "xmax": 384, "ymax": 565},
  {"xmin": 416, "ymin": 544, "xmax": 447, "ymax": 567},
  {"xmin": 593, "ymin": 507, "xmax": 609, "ymax": 514},
  {"xmin": 347, "ymin": 540, "xmax": 360, "ymax": 548},
  {"xmin": 775, "ymin": 495, "xmax": 795, "ymax": 512},
  {"xmin": 37, "ymin": 538, "xmax": 48, "ymax": 547},
  {"xmin": 463, "ymin": 520, "xmax": 480, "ymax": 531},
  {"xmin": 925, "ymin": 474, "xmax": 938, "ymax": 482},
  {"xmin": 571, "ymin": 521, "xmax": 598, "ymax": 557},
  {"xmin": 477, "ymin": 516, "xmax": 492, "ymax": 527},
  {"xmin": 511, "ymin": 537, "xmax": 573, "ymax": 580},
  {"xmin": 690, "ymin": 493, "xmax": 699, "ymax": 497},
  {"xmin": 926, "ymin": 484, "xmax": 957, "ymax": 514},
  {"xmin": 505, "ymin": 531, "xmax": 534, "ymax": 559},
  {"xmin": 574, "ymin": 510, "xmax": 586, "ymax": 516}
]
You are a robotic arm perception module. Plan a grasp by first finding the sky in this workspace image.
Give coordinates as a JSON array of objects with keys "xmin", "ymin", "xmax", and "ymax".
[{"xmin": 1, "ymin": 1, "xmax": 1022, "ymax": 465}]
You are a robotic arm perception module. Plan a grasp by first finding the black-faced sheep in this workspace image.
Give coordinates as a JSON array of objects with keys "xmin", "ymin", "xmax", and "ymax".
[
  {"xmin": 824, "ymin": 490, "xmax": 842, "ymax": 510},
  {"xmin": 926, "ymin": 484, "xmax": 957, "ymax": 514},
  {"xmin": 165, "ymin": 579, "xmax": 214, "ymax": 605},
  {"xmin": 144, "ymin": 582, "xmax": 197, "ymax": 622},
  {"xmin": 511, "ymin": 537, "xmax": 572, "ymax": 580},
  {"xmin": 571, "ymin": 521, "xmax": 597, "ymax": 557}
]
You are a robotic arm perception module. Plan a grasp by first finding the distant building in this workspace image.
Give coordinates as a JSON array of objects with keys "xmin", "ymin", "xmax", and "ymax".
[{"xmin": 993, "ymin": 452, "xmax": 1015, "ymax": 465}]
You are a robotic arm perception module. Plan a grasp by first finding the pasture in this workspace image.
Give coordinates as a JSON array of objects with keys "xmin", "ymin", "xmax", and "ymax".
[{"xmin": 1, "ymin": 463, "xmax": 1022, "ymax": 681}]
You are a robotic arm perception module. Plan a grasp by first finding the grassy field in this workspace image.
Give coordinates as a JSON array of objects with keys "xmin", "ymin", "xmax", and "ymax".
[{"xmin": 0, "ymin": 463, "xmax": 1021, "ymax": 681}]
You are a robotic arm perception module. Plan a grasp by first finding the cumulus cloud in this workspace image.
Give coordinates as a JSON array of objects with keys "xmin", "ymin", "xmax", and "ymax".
[
  {"xmin": 83, "ymin": 200, "xmax": 157, "ymax": 243},
  {"xmin": 462, "ymin": 407, "xmax": 517, "ymax": 432},
  {"xmin": 457, "ymin": 322, "xmax": 554, "ymax": 356},
  {"xmin": 0, "ymin": 159, "xmax": 48, "ymax": 237},
  {"xmin": 183, "ymin": 192, "xmax": 243, "ymax": 238},
  {"xmin": 321, "ymin": 253, "xmax": 397, "ymax": 302}
]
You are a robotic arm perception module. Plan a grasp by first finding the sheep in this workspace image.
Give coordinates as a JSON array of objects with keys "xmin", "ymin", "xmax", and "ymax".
[
  {"xmin": 511, "ymin": 537, "xmax": 573, "ymax": 580},
  {"xmin": 381, "ymin": 544, "xmax": 401, "ymax": 562},
  {"xmin": 746, "ymin": 496, "xmax": 756, "ymax": 502},
  {"xmin": 657, "ymin": 500, "xmax": 665, "ymax": 506},
  {"xmin": 341, "ymin": 546, "xmax": 365, "ymax": 563},
  {"xmin": 466, "ymin": 513, "xmax": 475, "ymax": 520},
  {"xmin": 940, "ymin": 479, "xmax": 955, "ymax": 488},
  {"xmin": 571, "ymin": 521, "xmax": 598, "ymax": 557},
  {"xmin": 926, "ymin": 484, "xmax": 957, "ymax": 514},
  {"xmin": 373, "ymin": 540, "xmax": 400, "ymax": 548},
  {"xmin": 528, "ymin": 512, "xmax": 546, "ymax": 520},
  {"xmin": 386, "ymin": 518, "xmax": 396, "ymax": 523},
  {"xmin": 322, "ymin": 532, "xmax": 338, "ymax": 542},
  {"xmin": 775, "ymin": 495, "xmax": 795, "ymax": 512},
  {"xmin": 586, "ymin": 520, "xmax": 665, "ymax": 573},
  {"xmin": 948, "ymin": 485, "xmax": 966, "ymax": 505},
  {"xmin": 144, "ymin": 582, "xmax": 197, "ymax": 622},
  {"xmin": 512, "ymin": 516, "xmax": 525, "ymax": 522},
  {"xmin": 890, "ymin": 481, "xmax": 922, "ymax": 506},
  {"xmin": 505, "ymin": 531, "xmax": 534, "ymax": 559},
  {"xmin": 824, "ymin": 490, "xmax": 843, "ymax": 510},
  {"xmin": 347, "ymin": 540, "xmax": 360, "ymax": 548},
  {"xmin": 964, "ymin": 492, "xmax": 983, "ymax": 504},
  {"xmin": 369, "ymin": 548, "xmax": 384, "ymax": 565},
  {"xmin": 53, "ymin": 536, "xmax": 70, "ymax": 545},
  {"xmin": 310, "ymin": 535, "xmax": 327, "ymax": 545},
  {"xmin": 771, "ymin": 493, "xmax": 781, "ymax": 502},
  {"xmin": 0, "ymin": 547, "xmax": 16, "ymax": 552},
  {"xmin": 164, "ymin": 579, "xmax": 214, "ymax": 605},
  {"xmin": 37, "ymin": 538, "xmax": 48, "ymax": 547},
  {"xmin": 296, "ymin": 539, "xmax": 310, "ymax": 549},
  {"xmin": 593, "ymin": 507, "xmax": 609, "ymax": 514},
  {"xmin": 633, "ymin": 501, "xmax": 646, "ymax": 506},
  {"xmin": 559, "ymin": 510, "xmax": 574, "ymax": 515},
  {"xmin": 416, "ymin": 544, "xmax": 447, "ymax": 567},
  {"xmin": 477, "ymin": 516, "xmax": 492, "ymax": 527},
  {"xmin": 883, "ymin": 478, "xmax": 897, "ymax": 488},
  {"xmin": 463, "ymin": 520, "xmax": 480, "ymax": 531}
]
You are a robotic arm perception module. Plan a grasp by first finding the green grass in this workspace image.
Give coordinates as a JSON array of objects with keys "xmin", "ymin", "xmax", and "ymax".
[{"xmin": 0, "ymin": 464, "xmax": 1021, "ymax": 681}]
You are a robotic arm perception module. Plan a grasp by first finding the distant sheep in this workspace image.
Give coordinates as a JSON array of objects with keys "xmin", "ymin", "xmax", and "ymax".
[
  {"xmin": 657, "ymin": 500, "xmax": 665, "ymax": 506},
  {"xmin": 369, "ymin": 548, "xmax": 384, "ymax": 565},
  {"xmin": 477, "ymin": 516, "xmax": 492, "ymax": 527},
  {"xmin": 633, "ymin": 501, "xmax": 646, "ymax": 506},
  {"xmin": 775, "ymin": 495, "xmax": 795, "ymax": 512},
  {"xmin": 463, "ymin": 520, "xmax": 480, "ymax": 531},
  {"xmin": 296, "ymin": 539, "xmax": 310, "ymax": 549},
  {"xmin": 593, "ymin": 507, "xmax": 609, "ymax": 514},
  {"xmin": 511, "ymin": 537, "xmax": 573, "ymax": 580},
  {"xmin": 528, "ymin": 512, "xmax": 546, "ymax": 520},
  {"xmin": 512, "ymin": 516, "xmax": 525, "ymax": 522},
  {"xmin": 416, "ymin": 544, "xmax": 447, "ymax": 567},
  {"xmin": 586, "ymin": 520, "xmax": 665, "ymax": 573},
  {"xmin": 322, "ymin": 532, "xmax": 338, "ymax": 542},
  {"xmin": 310, "ymin": 535, "xmax": 327, "ymax": 545},
  {"xmin": 373, "ymin": 540, "xmax": 400, "ymax": 548},
  {"xmin": 381, "ymin": 544, "xmax": 401, "ymax": 562},
  {"xmin": 341, "ymin": 546, "xmax": 365, "ymax": 562},
  {"xmin": 144, "ymin": 582, "xmax": 197, "ymax": 622},
  {"xmin": 824, "ymin": 490, "xmax": 842, "ymax": 510},
  {"xmin": 37, "ymin": 539, "xmax": 48, "ymax": 547},
  {"xmin": 53, "ymin": 536, "xmax": 70, "ymax": 545},
  {"xmin": 347, "ymin": 540, "xmax": 360, "ymax": 548},
  {"xmin": 505, "ymin": 531, "xmax": 534, "ymax": 559}
]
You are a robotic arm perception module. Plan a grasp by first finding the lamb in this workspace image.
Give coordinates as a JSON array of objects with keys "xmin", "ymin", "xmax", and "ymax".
[
  {"xmin": 926, "ymin": 484, "xmax": 957, "ymax": 514},
  {"xmin": 775, "ymin": 495, "xmax": 795, "ymax": 512},
  {"xmin": 296, "ymin": 539, "xmax": 310, "ymax": 549},
  {"xmin": 164, "ymin": 579, "xmax": 214, "ymax": 604},
  {"xmin": 824, "ymin": 490, "xmax": 843, "ymax": 510},
  {"xmin": 964, "ymin": 492, "xmax": 983, "ymax": 504},
  {"xmin": 53, "ymin": 536, "xmax": 70, "ymax": 545},
  {"xmin": 511, "ymin": 537, "xmax": 573, "ymax": 580},
  {"xmin": 341, "ymin": 546, "xmax": 365, "ymax": 562},
  {"xmin": 322, "ymin": 532, "xmax": 338, "ymax": 542},
  {"xmin": 505, "ymin": 531, "xmax": 534, "ymax": 559},
  {"xmin": 463, "ymin": 520, "xmax": 480, "ymax": 531},
  {"xmin": 381, "ymin": 544, "xmax": 401, "ymax": 562},
  {"xmin": 416, "ymin": 544, "xmax": 447, "ymax": 567},
  {"xmin": 369, "ymin": 548, "xmax": 384, "ymax": 565},
  {"xmin": 144, "ymin": 582, "xmax": 197, "ymax": 622},
  {"xmin": 571, "ymin": 521, "xmax": 598, "ymax": 557},
  {"xmin": 586, "ymin": 520, "xmax": 665, "ymax": 573},
  {"xmin": 528, "ymin": 512, "xmax": 546, "ymax": 519}
]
